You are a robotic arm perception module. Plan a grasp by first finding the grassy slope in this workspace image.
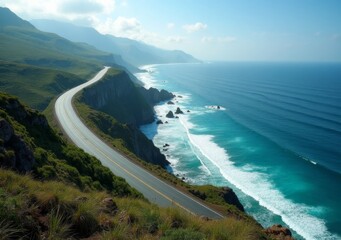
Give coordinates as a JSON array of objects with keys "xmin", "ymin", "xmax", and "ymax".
[
  {"xmin": 0, "ymin": 8, "xmax": 115, "ymax": 111},
  {"xmin": 0, "ymin": 61, "xmax": 86, "ymax": 111},
  {"xmin": 0, "ymin": 169, "xmax": 266, "ymax": 240},
  {"xmin": 0, "ymin": 26, "xmax": 104, "ymax": 78}
]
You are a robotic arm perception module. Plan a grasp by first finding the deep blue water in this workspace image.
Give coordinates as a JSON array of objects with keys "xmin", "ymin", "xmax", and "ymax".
[{"xmin": 136, "ymin": 62, "xmax": 341, "ymax": 240}]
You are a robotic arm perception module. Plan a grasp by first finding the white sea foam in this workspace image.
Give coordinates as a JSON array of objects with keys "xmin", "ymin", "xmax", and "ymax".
[
  {"xmin": 135, "ymin": 65, "xmax": 160, "ymax": 89},
  {"xmin": 178, "ymin": 115, "xmax": 338, "ymax": 240},
  {"xmin": 205, "ymin": 105, "xmax": 227, "ymax": 111}
]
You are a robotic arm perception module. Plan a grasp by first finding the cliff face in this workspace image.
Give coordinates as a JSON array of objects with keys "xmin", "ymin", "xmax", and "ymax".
[
  {"xmin": 0, "ymin": 118, "xmax": 35, "ymax": 172},
  {"xmin": 79, "ymin": 69, "xmax": 173, "ymax": 168},
  {"xmin": 0, "ymin": 93, "xmax": 50, "ymax": 172},
  {"xmin": 85, "ymin": 108, "xmax": 169, "ymax": 168},
  {"xmin": 82, "ymin": 70, "xmax": 155, "ymax": 126},
  {"xmin": 138, "ymin": 87, "xmax": 175, "ymax": 105},
  {"xmin": 81, "ymin": 70, "xmax": 174, "ymax": 126},
  {"xmin": 188, "ymin": 185, "xmax": 244, "ymax": 212},
  {"xmin": 128, "ymin": 124, "xmax": 169, "ymax": 167}
]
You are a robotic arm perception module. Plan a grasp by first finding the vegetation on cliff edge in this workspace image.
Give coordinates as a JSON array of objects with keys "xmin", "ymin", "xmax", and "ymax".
[
  {"xmin": 0, "ymin": 92, "xmax": 139, "ymax": 197},
  {"xmin": 0, "ymin": 169, "xmax": 266, "ymax": 240}
]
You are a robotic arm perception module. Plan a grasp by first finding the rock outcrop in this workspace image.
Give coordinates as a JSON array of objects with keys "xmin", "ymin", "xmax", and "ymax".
[
  {"xmin": 0, "ymin": 118, "xmax": 35, "ymax": 172},
  {"xmin": 264, "ymin": 224, "xmax": 294, "ymax": 240},
  {"xmin": 86, "ymin": 110, "xmax": 169, "ymax": 168},
  {"xmin": 138, "ymin": 87, "xmax": 175, "ymax": 105},
  {"xmin": 219, "ymin": 187, "xmax": 244, "ymax": 212},
  {"xmin": 0, "ymin": 93, "xmax": 51, "ymax": 173},
  {"xmin": 188, "ymin": 185, "xmax": 244, "ymax": 212},
  {"xmin": 175, "ymin": 107, "xmax": 184, "ymax": 114},
  {"xmin": 0, "ymin": 94, "xmax": 49, "ymax": 128},
  {"xmin": 128, "ymin": 124, "xmax": 169, "ymax": 167},
  {"xmin": 166, "ymin": 111, "xmax": 174, "ymax": 118}
]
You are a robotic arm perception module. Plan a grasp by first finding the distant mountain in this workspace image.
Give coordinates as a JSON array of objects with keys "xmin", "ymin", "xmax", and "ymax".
[
  {"xmin": 0, "ymin": 7, "xmax": 136, "ymax": 76},
  {"xmin": 0, "ymin": 7, "xmax": 33, "ymax": 29},
  {"xmin": 31, "ymin": 19, "xmax": 201, "ymax": 67}
]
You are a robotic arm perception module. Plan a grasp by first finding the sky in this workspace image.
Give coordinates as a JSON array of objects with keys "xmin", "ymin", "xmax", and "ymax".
[{"xmin": 1, "ymin": 0, "xmax": 341, "ymax": 62}]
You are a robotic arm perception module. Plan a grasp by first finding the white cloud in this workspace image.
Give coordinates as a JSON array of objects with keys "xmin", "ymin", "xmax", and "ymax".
[
  {"xmin": 94, "ymin": 16, "xmax": 165, "ymax": 46},
  {"xmin": 167, "ymin": 22, "xmax": 175, "ymax": 29},
  {"xmin": 95, "ymin": 17, "xmax": 141, "ymax": 37},
  {"xmin": 1, "ymin": 1, "xmax": 188, "ymax": 50},
  {"xmin": 183, "ymin": 22, "xmax": 207, "ymax": 33},
  {"xmin": 0, "ymin": 0, "xmax": 115, "ymax": 21},
  {"xmin": 60, "ymin": 0, "xmax": 103, "ymax": 14}
]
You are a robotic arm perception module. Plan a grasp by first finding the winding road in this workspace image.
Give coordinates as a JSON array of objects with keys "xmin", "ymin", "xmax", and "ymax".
[{"xmin": 55, "ymin": 67, "xmax": 224, "ymax": 219}]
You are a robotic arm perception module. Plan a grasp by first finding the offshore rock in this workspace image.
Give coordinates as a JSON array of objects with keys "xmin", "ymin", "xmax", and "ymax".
[
  {"xmin": 166, "ymin": 111, "xmax": 174, "ymax": 118},
  {"xmin": 175, "ymin": 107, "xmax": 184, "ymax": 114}
]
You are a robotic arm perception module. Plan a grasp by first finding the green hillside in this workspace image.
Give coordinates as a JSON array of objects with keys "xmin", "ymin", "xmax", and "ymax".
[
  {"xmin": 0, "ymin": 7, "xmax": 118, "ymax": 78},
  {"xmin": 0, "ymin": 92, "xmax": 139, "ymax": 197},
  {"xmin": 0, "ymin": 61, "xmax": 85, "ymax": 110},
  {"xmin": 0, "ymin": 7, "xmax": 125, "ymax": 111}
]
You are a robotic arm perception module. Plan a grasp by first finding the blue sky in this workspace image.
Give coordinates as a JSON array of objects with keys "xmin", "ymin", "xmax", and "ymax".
[{"xmin": 1, "ymin": 0, "xmax": 341, "ymax": 61}]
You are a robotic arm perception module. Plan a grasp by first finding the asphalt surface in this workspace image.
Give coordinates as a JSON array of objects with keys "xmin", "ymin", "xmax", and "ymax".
[{"xmin": 55, "ymin": 67, "xmax": 224, "ymax": 219}]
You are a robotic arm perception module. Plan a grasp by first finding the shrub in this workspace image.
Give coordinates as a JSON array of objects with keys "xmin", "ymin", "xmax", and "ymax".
[
  {"xmin": 47, "ymin": 206, "xmax": 71, "ymax": 240},
  {"xmin": 72, "ymin": 199, "xmax": 99, "ymax": 237},
  {"xmin": 0, "ymin": 220, "xmax": 23, "ymax": 240}
]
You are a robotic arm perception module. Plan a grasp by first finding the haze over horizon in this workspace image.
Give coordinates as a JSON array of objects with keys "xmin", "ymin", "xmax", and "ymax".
[{"xmin": 1, "ymin": 0, "xmax": 340, "ymax": 62}]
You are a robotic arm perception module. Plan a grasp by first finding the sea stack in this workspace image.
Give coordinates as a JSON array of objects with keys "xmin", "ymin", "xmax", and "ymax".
[
  {"xmin": 175, "ymin": 107, "xmax": 184, "ymax": 114},
  {"xmin": 166, "ymin": 111, "xmax": 175, "ymax": 118}
]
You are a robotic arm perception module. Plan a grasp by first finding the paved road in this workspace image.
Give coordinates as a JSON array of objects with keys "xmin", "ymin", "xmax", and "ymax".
[{"xmin": 55, "ymin": 67, "xmax": 224, "ymax": 219}]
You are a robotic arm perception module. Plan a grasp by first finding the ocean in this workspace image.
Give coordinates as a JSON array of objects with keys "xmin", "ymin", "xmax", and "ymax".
[{"xmin": 135, "ymin": 62, "xmax": 341, "ymax": 240}]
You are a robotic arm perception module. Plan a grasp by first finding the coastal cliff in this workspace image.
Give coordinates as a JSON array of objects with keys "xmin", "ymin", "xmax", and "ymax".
[
  {"xmin": 81, "ymin": 69, "xmax": 173, "ymax": 126},
  {"xmin": 84, "ymin": 108, "xmax": 170, "ymax": 167},
  {"xmin": 138, "ymin": 87, "xmax": 175, "ymax": 105},
  {"xmin": 78, "ymin": 69, "xmax": 171, "ymax": 167}
]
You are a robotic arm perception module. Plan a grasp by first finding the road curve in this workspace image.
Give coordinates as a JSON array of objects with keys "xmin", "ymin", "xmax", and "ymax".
[{"xmin": 55, "ymin": 67, "xmax": 224, "ymax": 219}]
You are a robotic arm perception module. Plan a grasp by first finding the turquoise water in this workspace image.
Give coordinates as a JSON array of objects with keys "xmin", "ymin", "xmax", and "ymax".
[{"xmin": 136, "ymin": 62, "xmax": 341, "ymax": 240}]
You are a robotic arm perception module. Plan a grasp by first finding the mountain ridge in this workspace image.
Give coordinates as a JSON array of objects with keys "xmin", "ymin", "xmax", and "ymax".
[
  {"xmin": 0, "ymin": 7, "xmax": 124, "ymax": 77},
  {"xmin": 31, "ymin": 19, "xmax": 201, "ymax": 67}
]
